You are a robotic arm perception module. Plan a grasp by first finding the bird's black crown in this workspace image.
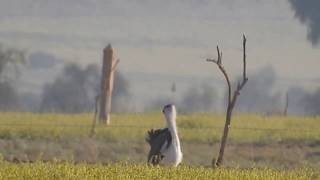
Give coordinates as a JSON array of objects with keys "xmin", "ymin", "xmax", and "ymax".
[{"xmin": 162, "ymin": 104, "xmax": 174, "ymax": 113}]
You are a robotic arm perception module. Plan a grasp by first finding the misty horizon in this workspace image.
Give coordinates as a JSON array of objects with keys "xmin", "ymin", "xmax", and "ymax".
[{"xmin": 0, "ymin": 0, "xmax": 319, "ymax": 114}]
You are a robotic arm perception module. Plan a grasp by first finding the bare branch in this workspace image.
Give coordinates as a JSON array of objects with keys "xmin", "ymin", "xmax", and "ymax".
[
  {"xmin": 207, "ymin": 46, "xmax": 232, "ymax": 104},
  {"xmin": 283, "ymin": 92, "xmax": 289, "ymax": 116},
  {"xmin": 217, "ymin": 46, "xmax": 221, "ymax": 64},
  {"xmin": 89, "ymin": 95, "xmax": 100, "ymax": 137},
  {"xmin": 231, "ymin": 35, "xmax": 248, "ymax": 103},
  {"xmin": 243, "ymin": 34, "xmax": 247, "ymax": 82},
  {"xmin": 206, "ymin": 58, "xmax": 218, "ymax": 64}
]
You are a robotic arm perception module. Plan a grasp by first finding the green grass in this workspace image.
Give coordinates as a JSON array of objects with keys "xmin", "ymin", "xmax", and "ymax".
[
  {"xmin": 0, "ymin": 161, "xmax": 317, "ymax": 180},
  {"xmin": 0, "ymin": 112, "xmax": 319, "ymax": 143}
]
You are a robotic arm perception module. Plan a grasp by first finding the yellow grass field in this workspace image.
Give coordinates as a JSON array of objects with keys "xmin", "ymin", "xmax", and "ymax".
[
  {"xmin": 0, "ymin": 161, "xmax": 317, "ymax": 180},
  {"xmin": 0, "ymin": 112, "xmax": 319, "ymax": 143},
  {"xmin": 0, "ymin": 112, "xmax": 319, "ymax": 179}
]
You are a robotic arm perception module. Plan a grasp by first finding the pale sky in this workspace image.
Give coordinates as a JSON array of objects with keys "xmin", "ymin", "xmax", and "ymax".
[{"xmin": 0, "ymin": 0, "xmax": 319, "ymax": 105}]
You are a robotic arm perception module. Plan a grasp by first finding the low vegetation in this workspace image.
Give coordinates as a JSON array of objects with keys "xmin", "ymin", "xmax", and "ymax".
[
  {"xmin": 0, "ymin": 161, "xmax": 317, "ymax": 180},
  {"xmin": 0, "ymin": 112, "xmax": 319, "ymax": 169},
  {"xmin": 0, "ymin": 112, "xmax": 319, "ymax": 143}
]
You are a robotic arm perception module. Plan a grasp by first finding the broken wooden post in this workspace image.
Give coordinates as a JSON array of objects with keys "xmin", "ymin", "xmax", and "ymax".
[{"xmin": 99, "ymin": 44, "xmax": 119, "ymax": 125}]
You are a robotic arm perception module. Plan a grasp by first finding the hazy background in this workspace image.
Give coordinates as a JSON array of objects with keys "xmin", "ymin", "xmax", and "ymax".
[{"xmin": 0, "ymin": 0, "xmax": 319, "ymax": 114}]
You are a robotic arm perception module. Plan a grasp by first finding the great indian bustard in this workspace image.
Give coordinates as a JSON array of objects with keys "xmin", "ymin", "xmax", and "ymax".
[{"xmin": 146, "ymin": 104, "xmax": 182, "ymax": 166}]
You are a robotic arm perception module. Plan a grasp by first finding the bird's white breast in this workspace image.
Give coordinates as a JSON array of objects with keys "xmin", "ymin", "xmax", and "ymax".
[{"xmin": 161, "ymin": 140, "xmax": 183, "ymax": 167}]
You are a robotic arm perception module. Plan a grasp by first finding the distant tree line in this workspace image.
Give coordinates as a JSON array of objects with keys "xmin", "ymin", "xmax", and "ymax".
[
  {"xmin": 0, "ymin": 43, "xmax": 319, "ymax": 115},
  {"xmin": 40, "ymin": 63, "xmax": 130, "ymax": 113}
]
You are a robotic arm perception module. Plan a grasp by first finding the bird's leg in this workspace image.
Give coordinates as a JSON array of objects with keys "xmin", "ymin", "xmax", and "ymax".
[{"xmin": 151, "ymin": 154, "xmax": 165, "ymax": 165}]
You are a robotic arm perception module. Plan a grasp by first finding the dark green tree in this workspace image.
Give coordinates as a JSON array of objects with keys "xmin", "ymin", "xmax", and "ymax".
[{"xmin": 0, "ymin": 44, "xmax": 25, "ymax": 110}]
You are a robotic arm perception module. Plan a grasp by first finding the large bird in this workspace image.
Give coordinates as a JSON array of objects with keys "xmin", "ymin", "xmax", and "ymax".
[{"xmin": 146, "ymin": 104, "xmax": 183, "ymax": 166}]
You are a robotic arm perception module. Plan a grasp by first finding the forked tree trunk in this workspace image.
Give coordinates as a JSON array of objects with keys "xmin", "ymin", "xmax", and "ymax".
[
  {"xmin": 99, "ymin": 44, "xmax": 117, "ymax": 125},
  {"xmin": 207, "ymin": 35, "xmax": 248, "ymax": 167}
]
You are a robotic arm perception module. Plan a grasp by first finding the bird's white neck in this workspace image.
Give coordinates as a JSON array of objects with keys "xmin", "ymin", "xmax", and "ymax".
[{"xmin": 165, "ymin": 111, "xmax": 181, "ymax": 149}]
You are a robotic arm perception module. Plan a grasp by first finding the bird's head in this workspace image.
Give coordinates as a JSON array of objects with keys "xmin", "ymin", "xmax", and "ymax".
[{"xmin": 162, "ymin": 104, "xmax": 177, "ymax": 121}]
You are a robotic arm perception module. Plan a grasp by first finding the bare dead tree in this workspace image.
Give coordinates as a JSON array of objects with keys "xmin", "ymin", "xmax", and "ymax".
[
  {"xmin": 89, "ymin": 95, "xmax": 100, "ymax": 137},
  {"xmin": 283, "ymin": 92, "xmax": 289, "ymax": 116},
  {"xmin": 207, "ymin": 35, "xmax": 248, "ymax": 167}
]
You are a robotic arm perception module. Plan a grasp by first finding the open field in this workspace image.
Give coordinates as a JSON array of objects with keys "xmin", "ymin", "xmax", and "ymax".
[
  {"xmin": 0, "ymin": 112, "xmax": 319, "ymax": 169},
  {"xmin": 0, "ymin": 112, "xmax": 319, "ymax": 143},
  {"xmin": 0, "ymin": 161, "xmax": 318, "ymax": 180}
]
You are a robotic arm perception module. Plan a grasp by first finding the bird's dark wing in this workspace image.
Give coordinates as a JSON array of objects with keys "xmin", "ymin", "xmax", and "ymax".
[{"xmin": 146, "ymin": 128, "xmax": 172, "ymax": 165}]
